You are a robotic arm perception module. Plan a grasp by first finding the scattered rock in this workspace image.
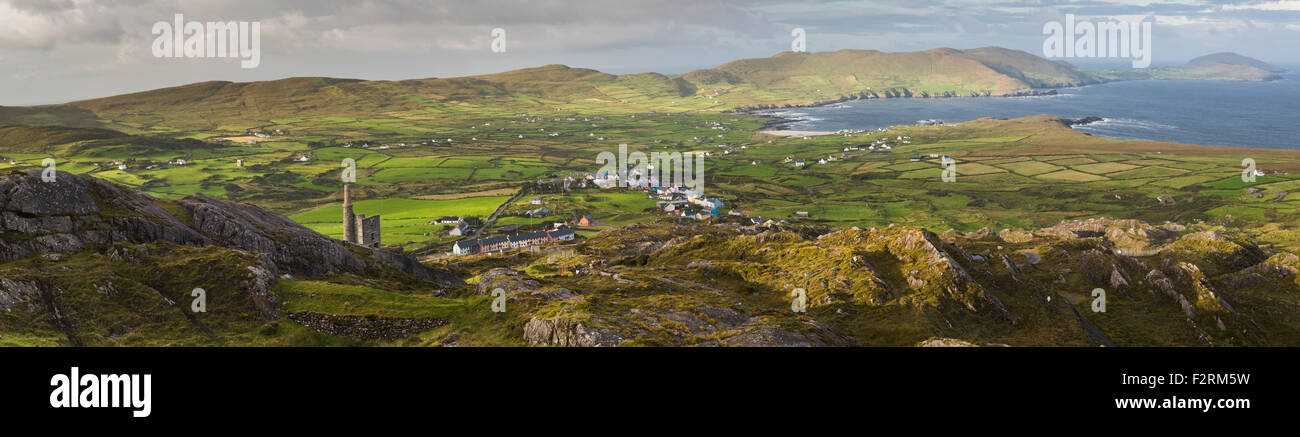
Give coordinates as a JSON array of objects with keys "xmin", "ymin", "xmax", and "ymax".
[
  {"xmin": 287, "ymin": 312, "xmax": 446, "ymax": 341},
  {"xmin": 997, "ymin": 228, "xmax": 1034, "ymax": 243},
  {"xmin": 919, "ymin": 337, "xmax": 977, "ymax": 347}
]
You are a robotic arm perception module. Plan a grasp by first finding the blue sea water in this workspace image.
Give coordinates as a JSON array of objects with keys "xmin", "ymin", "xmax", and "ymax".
[{"xmin": 765, "ymin": 71, "xmax": 1300, "ymax": 149}]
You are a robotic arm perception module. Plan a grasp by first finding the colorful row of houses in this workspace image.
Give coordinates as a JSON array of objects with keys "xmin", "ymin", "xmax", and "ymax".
[{"xmin": 451, "ymin": 227, "xmax": 576, "ymax": 255}]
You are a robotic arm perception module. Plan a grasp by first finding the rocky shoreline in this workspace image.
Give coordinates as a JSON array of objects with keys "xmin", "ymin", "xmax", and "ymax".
[
  {"xmin": 742, "ymin": 88, "xmax": 1064, "ymax": 131},
  {"xmin": 1063, "ymin": 116, "xmax": 1104, "ymax": 127},
  {"xmin": 730, "ymin": 87, "xmax": 1062, "ymax": 115}
]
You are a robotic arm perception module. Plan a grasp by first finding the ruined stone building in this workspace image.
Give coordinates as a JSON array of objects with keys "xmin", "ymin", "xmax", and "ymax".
[{"xmin": 342, "ymin": 184, "xmax": 381, "ymax": 247}]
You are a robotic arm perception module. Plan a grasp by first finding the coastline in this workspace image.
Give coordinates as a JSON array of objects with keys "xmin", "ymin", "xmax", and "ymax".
[
  {"xmin": 742, "ymin": 77, "xmax": 1299, "ymax": 149},
  {"xmin": 739, "ymin": 87, "xmax": 1070, "ymax": 133},
  {"xmin": 727, "ymin": 87, "xmax": 1065, "ymax": 116}
]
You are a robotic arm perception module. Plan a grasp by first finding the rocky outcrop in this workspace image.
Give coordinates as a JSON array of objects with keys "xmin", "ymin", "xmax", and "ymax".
[
  {"xmin": 523, "ymin": 316, "xmax": 625, "ymax": 347},
  {"xmin": 1035, "ymin": 217, "xmax": 1176, "ymax": 256},
  {"xmin": 919, "ymin": 337, "xmax": 978, "ymax": 347},
  {"xmin": 879, "ymin": 228, "xmax": 1013, "ymax": 321},
  {"xmin": 476, "ymin": 268, "xmax": 540, "ymax": 295},
  {"xmin": 242, "ymin": 258, "xmax": 279, "ymax": 321},
  {"xmin": 0, "ymin": 170, "xmax": 209, "ymax": 260},
  {"xmin": 1063, "ymin": 116, "xmax": 1104, "ymax": 127},
  {"xmin": 1145, "ymin": 269, "xmax": 1197, "ymax": 318},
  {"xmin": 997, "ymin": 228, "xmax": 1034, "ymax": 243},
  {"xmin": 720, "ymin": 326, "xmax": 820, "ymax": 347},
  {"xmin": 1220, "ymin": 253, "xmax": 1300, "ymax": 290},
  {"xmin": 0, "ymin": 278, "xmax": 40, "ymax": 313},
  {"xmin": 0, "ymin": 170, "xmax": 462, "ymax": 286}
]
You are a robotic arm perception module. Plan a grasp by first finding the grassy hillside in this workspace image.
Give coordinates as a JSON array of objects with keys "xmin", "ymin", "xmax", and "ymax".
[
  {"xmin": 680, "ymin": 47, "xmax": 1102, "ymax": 109},
  {"xmin": 961, "ymin": 46, "xmax": 1100, "ymax": 88},
  {"xmin": 1188, "ymin": 52, "xmax": 1286, "ymax": 73},
  {"xmin": 0, "ymin": 47, "xmax": 1107, "ymax": 132},
  {"xmin": 0, "ymin": 125, "xmax": 127, "ymax": 154}
]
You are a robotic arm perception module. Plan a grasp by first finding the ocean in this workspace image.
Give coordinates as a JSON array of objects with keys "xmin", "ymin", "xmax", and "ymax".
[{"xmin": 762, "ymin": 71, "xmax": 1300, "ymax": 149}]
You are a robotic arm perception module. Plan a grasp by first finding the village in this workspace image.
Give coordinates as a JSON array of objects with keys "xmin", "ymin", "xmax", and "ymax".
[{"xmin": 431, "ymin": 128, "xmax": 956, "ymax": 257}]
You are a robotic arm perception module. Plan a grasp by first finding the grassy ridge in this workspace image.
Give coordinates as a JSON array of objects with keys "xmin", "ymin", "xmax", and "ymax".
[{"xmin": 0, "ymin": 47, "xmax": 1105, "ymax": 132}]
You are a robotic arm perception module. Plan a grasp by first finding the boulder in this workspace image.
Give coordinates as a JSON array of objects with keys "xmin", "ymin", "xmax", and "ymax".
[{"xmin": 523, "ymin": 317, "xmax": 624, "ymax": 347}]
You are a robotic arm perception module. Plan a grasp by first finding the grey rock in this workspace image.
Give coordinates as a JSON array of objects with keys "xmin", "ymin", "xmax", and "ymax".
[
  {"xmin": 0, "ymin": 278, "xmax": 40, "ymax": 313},
  {"xmin": 523, "ymin": 317, "xmax": 625, "ymax": 347}
]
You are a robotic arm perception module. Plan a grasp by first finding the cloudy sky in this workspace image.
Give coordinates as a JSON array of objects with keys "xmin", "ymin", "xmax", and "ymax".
[{"xmin": 1, "ymin": 0, "xmax": 1297, "ymax": 105}]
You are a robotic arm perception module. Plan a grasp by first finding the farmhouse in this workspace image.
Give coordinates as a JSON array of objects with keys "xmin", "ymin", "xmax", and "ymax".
[{"xmin": 448, "ymin": 220, "xmax": 470, "ymax": 236}]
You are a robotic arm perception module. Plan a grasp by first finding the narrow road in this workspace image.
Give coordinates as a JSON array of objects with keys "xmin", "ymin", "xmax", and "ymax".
[{"xmin": 469, "ymin": 188, "xmax": 525, "ymax": 240}]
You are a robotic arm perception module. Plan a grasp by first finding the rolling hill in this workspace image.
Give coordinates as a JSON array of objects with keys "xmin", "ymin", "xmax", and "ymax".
[
  {"xmin": 0, "ymin": 47, "xmax": 1279, "ymax": 135},
  {"xmin": 1188, "ymin": 52, "xmax": 1287, "ymax": 73},
  {"xmin": 0, "ymin": 125, "xmax": 128, "ymax": 153},
  {"xmin": 1095, "ymin": 52, "xmax": 1285, "ymax": 82},
  {"xmin": 684, "ymin": 47, "xmax": 1100, "ymax": 107},
  {"xmin": 0, "ymin": 47, "xmax": 1102, "ymax": 131}
]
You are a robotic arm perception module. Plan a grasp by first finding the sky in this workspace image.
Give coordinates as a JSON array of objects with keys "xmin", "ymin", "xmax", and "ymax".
[{"xmin": 1, "ymin": 0, "xmax": 1297, "ymax": 105}]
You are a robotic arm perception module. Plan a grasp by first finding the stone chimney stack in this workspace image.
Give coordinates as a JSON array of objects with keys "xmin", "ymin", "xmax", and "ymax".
[{"xmin": 342, "ymin": 184, "xmax": 357, "ymax": 244}]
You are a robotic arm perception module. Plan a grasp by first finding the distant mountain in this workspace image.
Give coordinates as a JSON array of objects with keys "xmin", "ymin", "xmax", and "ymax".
[
  {"xmin": 1093, "ymin": 52, "xmax": 1285, "ymax": 82},
  {"xmin": 682, "ymin": 47, "xmax": 1101, "ymax": 109},
  {"xmin": 1188, "ymin": 52, "xmax": 1286, "ymax": 73},
  {"xmin": 0, "ymin": 46, "xmax": 1107, "ymax": 130}
]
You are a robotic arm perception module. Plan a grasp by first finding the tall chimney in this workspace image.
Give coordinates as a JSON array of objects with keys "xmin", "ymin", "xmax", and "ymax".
[{"xmin": 342, "ymin": 184, "xmax": 357, "ymax": 244}]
